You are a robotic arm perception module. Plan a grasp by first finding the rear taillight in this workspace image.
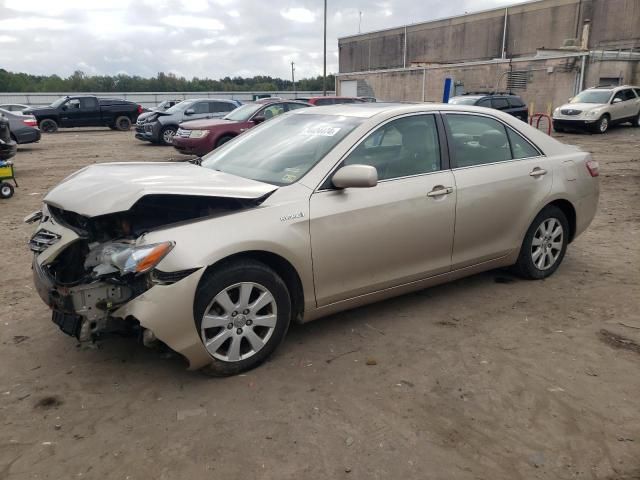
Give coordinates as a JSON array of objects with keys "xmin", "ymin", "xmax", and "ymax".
[
  {"xmin": 586, "ymin": 160, "xmax": 599, "ymax": 177},
  {"xmin": 137, "ymin": 105, "xmax": 143, "ymax": 114},
  {"xmin": 22, "ymin": 118, "xmax": 37, "ymax": 127}
]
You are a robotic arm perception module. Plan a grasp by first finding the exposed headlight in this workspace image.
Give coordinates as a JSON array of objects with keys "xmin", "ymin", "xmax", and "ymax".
[
  {"xmin": 94, "ymin": 242, "xmax": 175, "ymax": 275},
  {"xmin": 189, "ymin": 130, "xmax": 209, "ymax": 138},
  {"xmin": 586, "ymin": 110, "xmax": 599, "ymax": 116},
  {"xmin": 553, "ymin": 107, "xmax": 560, "ymax": 115}
]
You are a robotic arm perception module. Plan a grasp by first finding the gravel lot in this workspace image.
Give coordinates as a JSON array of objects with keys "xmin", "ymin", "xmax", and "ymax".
[{"xmin": 1, "ymin": 126, "xmax": 639, "ymax": 480}]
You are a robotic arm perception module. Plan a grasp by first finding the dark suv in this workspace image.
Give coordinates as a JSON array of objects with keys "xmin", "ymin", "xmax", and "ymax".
[{"xmin": 448, "ymin": 93, "xmax": 528, "ymax": 122}]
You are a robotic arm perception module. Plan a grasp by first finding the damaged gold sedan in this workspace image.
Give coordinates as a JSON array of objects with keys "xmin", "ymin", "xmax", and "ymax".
[{"xmin": 28, "ymin": 103, "xmax": 599, "ymax": 375}]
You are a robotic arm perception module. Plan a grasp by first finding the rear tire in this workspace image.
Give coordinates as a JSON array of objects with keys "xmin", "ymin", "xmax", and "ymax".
[
  {"xmin": 114, "ymin": 116, "xmax": 131, "ymax": 131},
  {"xmin": 195, "ymin": 260, "xmax": 291, "ymax": 377},
  {"xmin": 39, "ymin": 119, "xmax": 58, "ymax": 133},
  {"xmin": 631, "ymin": 112, "xmax": 640, "ymax": 128},
  {"xmin": 513, "ymin": 205, "xmax": 569, "ymax": 280}
]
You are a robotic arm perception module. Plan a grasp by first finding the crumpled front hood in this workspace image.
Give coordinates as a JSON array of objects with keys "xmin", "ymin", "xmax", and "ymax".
[{"xmin": 44, "ymin": 162, "xmax": 278, "ymax": 217}]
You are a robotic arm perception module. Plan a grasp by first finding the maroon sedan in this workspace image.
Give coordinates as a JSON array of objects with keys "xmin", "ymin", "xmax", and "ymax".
[{"xmin": 173, "ymin": 100, "xmax": 311, "ymax": 156}]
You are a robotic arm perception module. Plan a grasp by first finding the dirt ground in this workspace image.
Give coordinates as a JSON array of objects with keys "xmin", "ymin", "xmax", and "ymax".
[{"xmin": 0, "ymin": 125, "xmax": 639, "ymax": 480}]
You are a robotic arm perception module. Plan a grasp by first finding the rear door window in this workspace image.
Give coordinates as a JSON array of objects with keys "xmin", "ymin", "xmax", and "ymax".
[
  {"xmin": 508, "ymin": 97, "xmax": 525, "ymax": 108},
  {"xmin": 491, "ymin": 97, "xmax": 510, "ymax": 110},
  {"xmin": 477, "ymin": 98, "xmax": 492, "ymax": 108},
  {"xmin": 192, "ymin": 102, "xmax": 209, "ymax": 114},
  {"xmin": 210, "ymin": 101, "xmax": 235, "ymax": 113},
  {"xmin": 314, "ymin": 98, "xmax": 334, "ymax": 106},
  {"xmin": 80, "ymin": 97, "xmax": 98, "ymax": 109},
  {"xmin": 445, "ymin": 114, "xmax": 512, "ymax": 167}
]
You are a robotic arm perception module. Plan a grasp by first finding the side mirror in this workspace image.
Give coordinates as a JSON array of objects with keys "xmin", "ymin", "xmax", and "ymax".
[
  {"xmin": 61, "ymin": 105, "xmax": 68, "ymax": 111},
  {"xmin": 185, "ymin": 108, "xmax": 195, "ymax": 115},
  {"xmin": 252, "ymin": 115, "xmax": 266, "ymax": 124},
  {"xmin": 332, "ymin": 164, "xmax": 378, "ymax": 189},
  {"xmin": 612, "ymin": 97, "xmax": 622, "ymax": 104}
]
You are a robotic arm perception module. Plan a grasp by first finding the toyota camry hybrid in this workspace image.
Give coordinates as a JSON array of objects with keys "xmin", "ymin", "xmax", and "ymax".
[{"xmin": 27, "ymin": 103, "xmax": 599, "ymax": 376}]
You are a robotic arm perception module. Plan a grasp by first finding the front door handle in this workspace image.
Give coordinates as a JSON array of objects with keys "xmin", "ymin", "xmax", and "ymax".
[
  {"xmin": 529, "ymin": 167, "xmax": 547, "ymax": 177},
  {"xmin": 427, "ymin": 186, "xmax": 453, "ymax": 197}
]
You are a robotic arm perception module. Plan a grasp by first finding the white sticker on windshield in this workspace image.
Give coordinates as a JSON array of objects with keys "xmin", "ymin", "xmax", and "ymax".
[{"xmin": 300, "ymin": 126, "xmax": 341, "ymax": 137}]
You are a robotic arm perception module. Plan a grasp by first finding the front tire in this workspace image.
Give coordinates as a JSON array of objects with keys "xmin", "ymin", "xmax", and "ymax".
[
  {"xmin": 160, "ymin": 125, "xmax": 177, "ymax": 145},
  {"xmin": 593, "ymin": 115, "xmax": 610, "ymax": 134},
  {"xmin": 195, "ymin": 260, "xmax": 292, "ymax": 376},
  {"xmin": 514, "ymin": 205, "xmax": 569, "ymax": 280},
  {"xmin": 39, "ymin": 119, "xmax": 58, "ymax": 133}
]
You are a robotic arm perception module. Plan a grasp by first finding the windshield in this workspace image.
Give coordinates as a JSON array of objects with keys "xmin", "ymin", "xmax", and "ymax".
[
  {"xmin": 224, "ymin": 103, "xmax": 262, "ymax": 122},
  {"xmin": 50, "ymin": 97, "xmax": 69, "ymax": 108},
  {"xmin": 165, "ymin": 100, "xmax": 192, "ymax": 114},
  {"xmin": 448, "ymin": 97, "xmax": 480, "ymax": 105},
  {"xmin": 571, "ymin": 90, "xmax": 612, "ymax": 104},
  {"xmin": 201, "ymin": 113, "xmax": 362, "ymax": 186}
]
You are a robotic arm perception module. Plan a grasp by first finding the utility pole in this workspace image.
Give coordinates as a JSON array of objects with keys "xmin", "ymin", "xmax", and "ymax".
[
  {"xmin": 323, "ymin": 0, "xmax": 327, "ymax": 96},
  {"xmin": 291, "ymin": 62, "xmax": 296, "ymax": 98}
]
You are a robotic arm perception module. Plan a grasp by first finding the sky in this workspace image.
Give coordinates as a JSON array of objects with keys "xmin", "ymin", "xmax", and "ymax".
[{"xmin": 0, "ymin": 0, "xmax": 514, "ymax": 80}]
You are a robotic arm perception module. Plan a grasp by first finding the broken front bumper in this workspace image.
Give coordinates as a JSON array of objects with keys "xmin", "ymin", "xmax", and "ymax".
[{"xmin": 30, "ymin": 212, "xmax": 213, "ymax": 370}]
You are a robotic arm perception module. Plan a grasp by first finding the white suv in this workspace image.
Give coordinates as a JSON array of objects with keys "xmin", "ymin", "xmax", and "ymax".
[{"xmin": 553, "ymin": 85, "xmax": 640, "ymax": 134}]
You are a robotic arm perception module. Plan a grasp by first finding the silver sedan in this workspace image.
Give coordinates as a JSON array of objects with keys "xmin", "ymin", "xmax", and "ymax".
[{"xmin": 28, "ymin": 103, "xmax": 599, "ymax": 375}]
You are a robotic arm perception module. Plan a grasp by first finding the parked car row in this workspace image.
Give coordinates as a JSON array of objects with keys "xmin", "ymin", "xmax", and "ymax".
[
  {"xmin": 172, "ymin": 100, "xmax": 310, "ymax": 155},
  {"xmin": 163, "ymin": 96, "xmax": 365, "ymax": 155},
  {"xmin": 448, "ymin": 85, "xmax": 640, "ymax": 135}
]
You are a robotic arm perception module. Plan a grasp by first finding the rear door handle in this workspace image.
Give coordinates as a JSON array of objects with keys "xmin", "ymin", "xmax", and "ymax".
[
  {"xmin": 427, "ymin": 186, "xmax": 453, "ymax": 197},
  {"xmin": 529, "ymin": 167, "xmax": 547, "ymax": 177}
]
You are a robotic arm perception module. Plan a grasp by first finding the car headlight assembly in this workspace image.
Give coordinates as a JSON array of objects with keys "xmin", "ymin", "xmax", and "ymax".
[
  {"xmin": 586, "ymin": 110, "xmax": 599, "ymax": 117},
  {"xmin": 97, "ymin": 242, "xmax": 175, "ymax": 275},
  {"xmin": 189, "ymin": 130, "xmax": 209, "ymax": 138}
]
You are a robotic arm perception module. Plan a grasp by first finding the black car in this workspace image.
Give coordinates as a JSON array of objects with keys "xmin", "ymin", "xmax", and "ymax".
[
  {"xmin": 24, "ymin": 95, "xmax": 142, "ymax": 133},
  {"xmin": 449, "ymin": 93, "xmax": 529, "ymax": 122},
  {"xmin": 0, "ymin": 115, "xmax": 17, "ymax": 161}
]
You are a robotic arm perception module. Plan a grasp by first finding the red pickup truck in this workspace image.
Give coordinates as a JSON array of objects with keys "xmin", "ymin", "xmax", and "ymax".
[{"xmin": 172, "ymin": 100, "xmax": 310, "ymax": 157}]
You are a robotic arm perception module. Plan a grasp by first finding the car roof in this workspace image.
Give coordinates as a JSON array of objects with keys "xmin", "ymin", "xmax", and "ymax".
[{"xmin": 291, "ymin": 101, "xmax": 543, "ymax": 119}]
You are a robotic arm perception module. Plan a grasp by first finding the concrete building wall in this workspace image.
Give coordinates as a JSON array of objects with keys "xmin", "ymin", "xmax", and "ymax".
[
  {"xmin": 338, "ymin": 0, "xmax": 639, "ymax": 74},
  {"xmin": 589, "ymin": 0, "xmax": 640, "ymax": 48},
  {"xmin": 337, "ymin": 56, "xmax": 590, "ymax": 113}
]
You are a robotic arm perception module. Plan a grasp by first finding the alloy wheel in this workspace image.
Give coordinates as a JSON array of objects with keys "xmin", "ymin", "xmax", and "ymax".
[
  {"xmin": 531, "ymin": 218, "xmax": 563, "ymax": 270},
  {"xmin": 200, "ymin": 282, "xmax": 277, "ymax": 362},
  {"xmin": 163, "ymin": 128, "xmax": 176, "ymax": 144},
  {"xmin": 599, "ymin": 117, "xmax": 609, "ymax": 133}
]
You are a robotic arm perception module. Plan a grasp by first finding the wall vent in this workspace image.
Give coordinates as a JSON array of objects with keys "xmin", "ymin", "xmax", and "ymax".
[{"xmin": 506, "ymin": 70, "xmax": 529, "ymax": 90}]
